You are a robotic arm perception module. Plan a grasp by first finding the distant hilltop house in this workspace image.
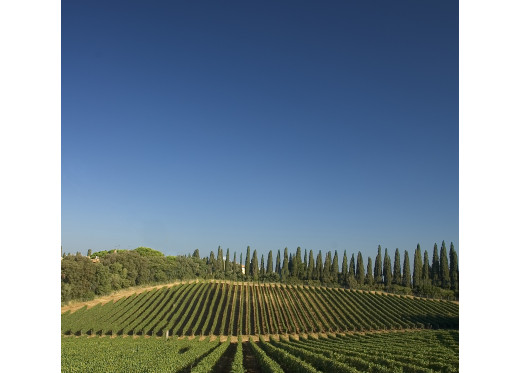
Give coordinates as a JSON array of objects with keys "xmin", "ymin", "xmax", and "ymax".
[
  {"xmin": 91, "ymin": 256, "xmax": 100, "ymax": 263},
  {"xmin": 241, "ymin": 264, "xmax": 246, "ymax": 274}
]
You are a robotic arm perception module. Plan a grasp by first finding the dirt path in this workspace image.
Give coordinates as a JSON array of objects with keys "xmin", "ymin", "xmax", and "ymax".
[
  {"xmin": 242, "ymin": 341, "xmax": 262, "ymax": 373},
  {"xmin": 213, "ymin": 343, "xmax": 237, "ymax": 373}
]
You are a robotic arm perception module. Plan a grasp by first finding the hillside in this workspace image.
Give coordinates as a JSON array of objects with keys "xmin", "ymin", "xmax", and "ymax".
[{"xmin": 61, "ymin": 281, "xmax": 458, "ymax": 337}]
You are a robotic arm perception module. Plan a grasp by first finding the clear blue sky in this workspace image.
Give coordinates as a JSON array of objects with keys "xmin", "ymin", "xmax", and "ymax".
[{"xmin": 62, "ymin": 0, "xmax": 458, "ymax": 261}]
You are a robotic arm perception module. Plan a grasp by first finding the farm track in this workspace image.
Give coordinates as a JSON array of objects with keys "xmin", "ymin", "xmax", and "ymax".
[{"xmin": 242, "ymin": 342, "xmax": 262, "ymax": 373}]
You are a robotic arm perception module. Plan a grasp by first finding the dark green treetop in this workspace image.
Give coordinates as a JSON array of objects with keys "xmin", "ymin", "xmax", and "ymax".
[
  {"xmin": 392, "ymin": 248, "xmax": 401, "ymax": 285},
  {"xmin": 402, "ymin": 250, "xmax": 412, "ymax": 288}
]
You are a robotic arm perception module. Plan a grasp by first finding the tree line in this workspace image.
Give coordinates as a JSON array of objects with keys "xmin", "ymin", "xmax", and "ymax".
[{"xmin": 61, "ymin": 242, "xmax": 458, "ymax": 303}]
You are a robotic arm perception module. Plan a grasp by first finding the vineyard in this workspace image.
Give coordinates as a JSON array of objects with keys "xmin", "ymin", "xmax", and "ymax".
[
  {"xmin": 62, "ymin": 281, "xmax": 459, "ymax": 372},
  {"xmin": 61, "ymin": 281, "xmax": 458, "ymax": 337},
  {"xmin": 62, "ymin": 330, "xmax": 459, "ymax": 372}
]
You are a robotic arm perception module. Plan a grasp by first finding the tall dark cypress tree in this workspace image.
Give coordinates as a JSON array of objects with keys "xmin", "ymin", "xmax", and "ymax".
[
  {"xmin": 307, "ymin": 249, "xmax": 315, "ymax": 280},
  {"xmin": 275, "ymin": 250, "xmax": 281, "ymax": 276},
  {"xmin": 341, "ymin": 251, "xmax": 348, "ymax": 286},
  {"xmin": 209, "ymin": 251, "xmax": 216, "ymax": 275},
  {"xmin": 332, "ymin": 250, "xmax": 339, "ymax": 284},
  {"xmin": 267, "ymin": 250, "xmax": 273, "ymax": 274},
  {"xmin": 392, "ymin": 249, "xmax": 401, "ymax": 285},
  {"xmin": 356, "ymin": 251, "xmax": 365, "ymax": 286},
  {"xmin": 281, "ymin": 247, "xmax": 289, "ymax": 282},
  {"xmin": 348, "ymin": 253, "xmax": 357, "ymax": 288},
  {"xmin": 449, "ymin": 243, "xmax": 458, "ymax": 292},
  {"xmin": 288, "ymin": 253, "xmax": 293, "ymax": 277},
  {"xmin": 374, "ymin": 245, "xmax": 383, "ymax": 285},
  {"xmin": 366, "ymin": 257, "xmax": 374, "ymax": 286},
  {"xmin": 422, "ymin": 250, "xmax": 431, "ymax": 285},
  {"xmin": 439, "ymin": 241, "xmax": 451, "ymax": 289},
  {"xmin": 383, "ymin": 248, "xmax": 392, "ymax": 287},
  {"xmin": 245, "ymin": 246, "xmax": 251, "ymax": 280},
  {"xmin": 316, "ymin": 251, "xmax": 323, "ymax": 283},
  {"xmin": 402, "ymin": 250, "xmax": 412, "ymax": 288},
  {"xmin": 251, "ymin": 250, "xmax": 259, "ymax": 280},
  {"xmin": 233, "ymin": 252, "xmax": 237, "ymax": 275},
  {"xmin": 225, "ymin": 248, "xmax": 231, "ymax": 277},
  {"xmin": 322, "ymin": 251, "xmax": 332, "ymax": 283},
  {"xmin": 440, "ymin": 241, "xmax": 450, "ymax": 289},
  {"xmin": 293, "ymin": 247, "xmax": 302, "ymax": 279},
  {"xmin": 239, "ymin": 253, "xmax": 243, "ymax": 277},
  {"xmin": 432, "ymin": 243, "xmax": 440, "ymax": 287},
  {"xmin": 217, "ymin": 246, "xmax": 224, "ymax": 276},
  {"xmin": 413, "ymin": 244, "xmax": 423, "ymax": 289},
  {"xmin": 303, "ymin": 249, "xmax": 308, "ymax": 279},
  {"xmin": 260, "ymin": 254, "xmax": 265, "ymax": 278}
]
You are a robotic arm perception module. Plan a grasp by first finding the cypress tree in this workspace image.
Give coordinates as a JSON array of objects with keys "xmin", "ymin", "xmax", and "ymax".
[
  {"xmin": 341, "ymin": 250, "xmax": 348, "ymax": 286},
  {"xmin": 392, "ymin": 248, "xmax": 401, "ymax": 285},
  {"xmin": 332, "ymin": 250, "xmax": 339, "ymax": 284},
  {"xmin": 260, "ymin": 254, "xmax": 265, "ymax": 278},
  {"xmin": 374, "ymin": 245, "xmax": 383, "ymax": 285},
  {"xmin": 193, "ymin": 249, "xmax": 200, "ymax": 259},
  {"xmin": 217, "ymin": 246, "xmax": 224, "ymax": 275},
  {"xmin": 432, "ymin": 243, "xmax": 440, "ymax": 286},
  {"xmin": 245, "ymin": 246, "xmax": 251, "ymax": 280},
  {"xmin": 366, "ymin": 257, "xmax": 374, "ymax": 286},
  {"xmin": 251, "ymin": 249, "xmax": 259, "ymax": 280},
  {"xmin": 288, "ymin": 253, "xmax": 293, "ymax": 277},
  {"xmin": 413, "ymin": 244, "xmax": 423, "ymax": 289},
  {"xmin": 322, "ymin": 251, "xmax": 332, "ymax": 283},
  {"xmin": 356, "ymin": 251, "xmax": 365, "ymax": 286},
  {"xmin": 267, "ymin": 250, "xmax": 273, "ymax": 274},
  {"xmin": 383, "ymin": 248, "xmax": 392, "ymax": 287},
  {"xmin": 440, "ymin": 241, "xmax": 450, "ymax": 289},
  {"xmin": 209, "ymin": 251, "xmax": 216, "ymax": 275},
  {"xmin": 293, "ymin": 247, "xmax": 302, "ymax": 279},
  {"xmin": 402, "ymin": 250, "xmax": 412, "ymax": 288},
  {"xmin": 225, "ymin": 248, "xmax": 231, "ymax": 277},
  {"xmin": 422, "ymin": 250, "xmax": 430, "ymax": 285},
  {"xmin": 275, "ymin": 250, "xmax": 281, "ymax": 275},
  {"xmin": 239, "ymin": 253, "xmax": 243, "ymax": 277},
  {"xmin": 281, "ymin": 247, "xmax": 289, "ymax": 282},
  {"xmin": 307, "ymin": 249, "xmax": 315, "ymax": 280},
  {"xmin": 303, "ymin": 249, "xmax": 308, "ymax": 279},
  {"xmin": 449, "ymin": 243, "xmax": 458, "ymax": 292},
  {"xmin": 348, "ymin": 253, "xmax": 357, "ymax": 288},
  {"xmin": 233, "ymin": 252, "xmax": 237, "ymax": 275},
  {"xmin": 316, "ymin": 251, "xmax": 323, "ymax": 283}
]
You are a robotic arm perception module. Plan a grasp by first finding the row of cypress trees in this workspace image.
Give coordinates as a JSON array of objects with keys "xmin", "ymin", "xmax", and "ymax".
[{"xmin": 200, "ymin": 241, "xmax": 458, "ymax": 295}]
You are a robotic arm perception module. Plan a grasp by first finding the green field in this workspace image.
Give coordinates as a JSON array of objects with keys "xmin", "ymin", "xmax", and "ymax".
[
  {"xmin": 61, "ymin": 281, "xmax": 458, "ymax": 337},
  {"xmin": 61, "ymin": 281, "xmax": 459, "ymax": 372},
  {"xmin": 62, "ymin": 330, "xmax": 458, "ymax": 372}
]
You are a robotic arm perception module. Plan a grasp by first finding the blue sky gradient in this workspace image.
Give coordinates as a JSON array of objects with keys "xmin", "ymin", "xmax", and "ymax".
[{"xmin": 62, "ymin": 0, "xmax": 458, "ymax": 260}]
